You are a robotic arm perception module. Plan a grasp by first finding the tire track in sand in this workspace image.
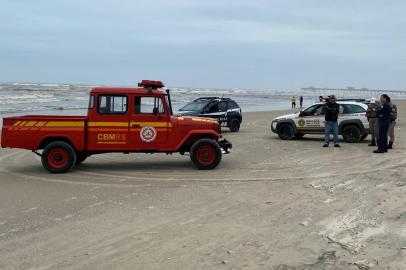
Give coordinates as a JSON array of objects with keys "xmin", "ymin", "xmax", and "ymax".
[{"xmin": 1, "ymin": 150, "xmax": 406, "ymax": 188}]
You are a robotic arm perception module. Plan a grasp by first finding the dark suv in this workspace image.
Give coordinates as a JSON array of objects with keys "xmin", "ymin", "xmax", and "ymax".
[{"xmin": 177, "ymin": 97, "xmax": 242, "ymax": 132}]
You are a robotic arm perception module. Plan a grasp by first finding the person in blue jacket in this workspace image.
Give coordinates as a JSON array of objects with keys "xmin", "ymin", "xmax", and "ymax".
[{"xmin": 374, "ymin": 94, "xmax": 391, "ymax": 153}]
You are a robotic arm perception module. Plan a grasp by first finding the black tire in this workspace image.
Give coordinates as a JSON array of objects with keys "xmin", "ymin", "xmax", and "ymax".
[
  {"xmin": 342, "ymin": 125, "xmax": 362, "ymax": 143},
  {"xmin": 277, "ymin": 124, "xmax": 295, "ymax": 140},
  {"xmin": 76, "ymin": 152, "xmax": 88, "ymax": 165},
  {"xmin": 190, "ymin": 139, "xmax": 222, "ymax": 170},
  {"xmin": 229, "ymin": 118, "xmax": 241, "ymax": 132},
  {"xmin": 41, "ymin": 141, "xmax": 77, "ymax": 173}
]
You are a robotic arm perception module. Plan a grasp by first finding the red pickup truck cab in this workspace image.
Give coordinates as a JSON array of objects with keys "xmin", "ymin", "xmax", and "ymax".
[{"xmin": 1, "ymin": 80, "xmax": 232, "ymax": 173}]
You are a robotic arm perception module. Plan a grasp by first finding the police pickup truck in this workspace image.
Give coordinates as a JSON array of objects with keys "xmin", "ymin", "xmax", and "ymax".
[{"xmin": 271, "ymin": 101, "xmax": 370, "ymax": 143}]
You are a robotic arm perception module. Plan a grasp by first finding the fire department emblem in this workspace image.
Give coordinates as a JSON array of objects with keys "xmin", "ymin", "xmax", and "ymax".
[{"xmin": 140, "ymin": 126, "xmax": 157, "ymax": 142}]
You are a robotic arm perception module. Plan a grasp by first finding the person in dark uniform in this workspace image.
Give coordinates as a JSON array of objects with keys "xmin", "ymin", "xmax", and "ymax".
[
  {"xmin": 388, "ymin": 99, "xmax": 397, "ymax": 149},
  {"xmin": 299, "ymin": 96, "xmax": 304, "ymax": 108},
  {"xmin": 374, "ymin": 94, "xmax": 391, "ymax": 153}
]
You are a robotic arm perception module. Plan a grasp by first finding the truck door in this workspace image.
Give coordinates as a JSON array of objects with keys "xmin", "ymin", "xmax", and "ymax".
[
  {"xmin": 296, "ymin": 104, "xmax": 325, "ymax": 133},
  {"xmin": 87, "ymin": 94, "xmax": 130, "ymax": 151},
  {"xmin": 129, "ymin": 95, "xmax": 169, "ymax": 150}
]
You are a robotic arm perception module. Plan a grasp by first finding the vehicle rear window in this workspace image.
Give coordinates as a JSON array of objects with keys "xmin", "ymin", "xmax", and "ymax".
[
  {"xmin": 228, "ymin": 101, "xmax": 239, "ymax": 109},
  {"xmin": 343, "ymin": 104, "xmax": 366, "ymax": 114},
  {"xmin": 98, "ymin": 95, "xmax": 128, "ymax": 114}
]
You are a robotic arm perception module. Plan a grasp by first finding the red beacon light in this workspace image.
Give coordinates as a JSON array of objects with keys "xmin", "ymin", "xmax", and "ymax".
[{"xmin": 138, "ymin": 80, "xmax": 165, "ymax": 89}]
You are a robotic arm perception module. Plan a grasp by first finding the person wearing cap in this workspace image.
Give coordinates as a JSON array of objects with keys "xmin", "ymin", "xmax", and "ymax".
[
  {"xmin": 366, "ymin": 97, "xmax": 381, "ymax": 146},
  {"xmin": 374, "ymin": 94, "xmax": 391, "ymax": 153},
  {"xmin": 322, "ymin": 95, "xmax": 340, "ymax": 147},
  {"xmin": 388, "ymin": 97, "xmax": 397, "ymax": 149}
]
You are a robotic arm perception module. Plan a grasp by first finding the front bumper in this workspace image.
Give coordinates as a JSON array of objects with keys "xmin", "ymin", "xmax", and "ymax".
[{"xmin": 218, "ymin": 139, "xmax": 232, "ymax": 154}]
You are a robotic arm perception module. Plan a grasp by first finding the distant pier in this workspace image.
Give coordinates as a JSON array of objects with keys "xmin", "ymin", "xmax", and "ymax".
[{"xmin": 301, "ymin": 87, "xmax": 406, "ymax": 99}]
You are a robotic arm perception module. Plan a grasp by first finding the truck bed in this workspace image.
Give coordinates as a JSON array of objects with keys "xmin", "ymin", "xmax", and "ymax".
[{"xmin": 1, "ymin": 115, "xmax": 87, "ymax": 150}]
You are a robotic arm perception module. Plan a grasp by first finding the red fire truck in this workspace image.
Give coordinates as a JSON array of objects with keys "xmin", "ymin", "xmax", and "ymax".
[{"xmin": 1, "ymin": 80, "xmax": 232, "ymax": 173}]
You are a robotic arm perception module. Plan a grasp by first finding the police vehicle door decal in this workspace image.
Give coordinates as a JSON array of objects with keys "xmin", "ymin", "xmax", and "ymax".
[{"xmin": 296, "ymin": 105, "xmax": 324, "ymax": 130}]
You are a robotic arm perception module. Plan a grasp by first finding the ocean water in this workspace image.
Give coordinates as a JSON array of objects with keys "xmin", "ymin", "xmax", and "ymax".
[
  {"xmin": 0, "ymin": 83, "xmax": 317, "ymax": 118},
  {"xmin": 1, "ymin": 82, "xmax": 405, "ymax": 118}
]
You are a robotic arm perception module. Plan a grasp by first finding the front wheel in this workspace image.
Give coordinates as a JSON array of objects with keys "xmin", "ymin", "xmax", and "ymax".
[
  {"xmin": 190, "ymin": 139, "xmax": 222, "ymax": 170},
  {"xmin": 41, "ymin": 141, "xmax": 77, "ymax": 173},
  {"xmin": 277, "ymin": 124, "xmax": 295, "ymax": 140}
]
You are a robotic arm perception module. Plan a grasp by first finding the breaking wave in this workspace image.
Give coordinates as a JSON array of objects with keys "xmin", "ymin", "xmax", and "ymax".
[{"xmin": 1, "ymin": 82, "xmax": 405, "ymax": 116}]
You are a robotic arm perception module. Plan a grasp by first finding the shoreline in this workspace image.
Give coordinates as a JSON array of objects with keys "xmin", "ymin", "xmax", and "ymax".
[{"xmin": 2, "ymin": 98, "xmax": 405, "ymax": 118}]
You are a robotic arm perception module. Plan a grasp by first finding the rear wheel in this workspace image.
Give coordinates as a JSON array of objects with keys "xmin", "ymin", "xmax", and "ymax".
[
  {"xmin": 190, "ymin": 139, "xmax": 222, "ymax": 170},
  {"xmin": 229, "ymin": 118, "xmax": 241, "ymax": 132},
  {"xmin": 342, "ymin": 125, "xmax": 362, "ymax": 143},
  {"xmin": 41, "ymin": 141, "xmax": 76, "ymax": 173},
  {"xmin": 277, "ymin": 124, "xmax": 295, "ymax": 140}
]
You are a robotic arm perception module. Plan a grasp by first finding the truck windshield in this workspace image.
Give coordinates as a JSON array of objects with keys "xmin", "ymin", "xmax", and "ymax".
[{"xmin": 179, "ymin": 102, "xmax": 207, "ymax": 112}]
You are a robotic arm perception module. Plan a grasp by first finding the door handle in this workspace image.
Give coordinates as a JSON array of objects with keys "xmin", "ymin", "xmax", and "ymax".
[{"xmin": 132, "ymin": 124, "xmax": 141, "ymax": 128}]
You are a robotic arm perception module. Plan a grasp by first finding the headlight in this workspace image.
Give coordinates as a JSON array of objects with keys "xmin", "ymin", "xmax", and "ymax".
[{"xmin": 272, "ymin": 121, "xmax": 277, "ymax": 130}]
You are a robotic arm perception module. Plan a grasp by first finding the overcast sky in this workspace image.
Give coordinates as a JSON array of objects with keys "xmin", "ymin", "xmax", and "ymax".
[{"xmin": 0, "ymin": 0, "xmax": 405, "ymax": 90}]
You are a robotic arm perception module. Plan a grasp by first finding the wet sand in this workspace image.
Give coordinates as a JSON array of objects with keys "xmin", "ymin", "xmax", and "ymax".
[{"xmin": 0, "ymin": 101, "xmax": 405, "ymax": 270}]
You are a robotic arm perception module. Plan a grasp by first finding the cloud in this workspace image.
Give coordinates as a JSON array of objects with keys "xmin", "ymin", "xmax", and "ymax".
[{"xmin": 0, "ymin": 0, "xmax": 405, "ymax": 89}]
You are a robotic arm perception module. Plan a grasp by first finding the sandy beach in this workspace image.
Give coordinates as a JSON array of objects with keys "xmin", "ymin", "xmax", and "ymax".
[{"xmin": 0, "ymin": 101, "xmax": 405, "ymax": 270}]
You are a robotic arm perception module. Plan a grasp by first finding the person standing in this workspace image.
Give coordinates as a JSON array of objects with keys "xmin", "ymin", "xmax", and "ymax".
[
  {"xmin": 374, "ymin": 94, "xmax": 391, "ymax": 153},
  {"xmin": 388, "ymin": 99, "xmax": 397, "ymax": 149},
  {"xmin": 366, "ymin": 97, "xmax": 381, "ymax": 146},
  {"xmin": 291, "ymin": 96, "xmax": 297, "ymax": 109},
  {"xmin": 322, "ymin": 95, "xmax": 340, "ymax": 147},
  {"xmin": 300, "ymin": 96, "xmax": 304, "ymax": 108}
]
